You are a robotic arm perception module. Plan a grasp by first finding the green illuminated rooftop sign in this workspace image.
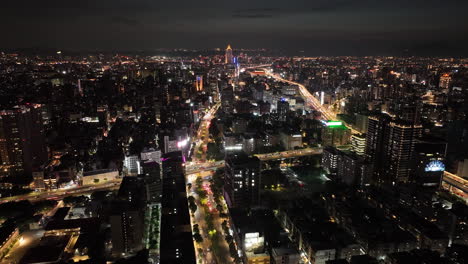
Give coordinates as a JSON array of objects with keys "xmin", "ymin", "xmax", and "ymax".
[{"xmin": 326, "ymin": 121, "xmax": 343, "ymax": 127}]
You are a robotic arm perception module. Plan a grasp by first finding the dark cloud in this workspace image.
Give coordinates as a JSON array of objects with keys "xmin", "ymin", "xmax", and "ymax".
[
  {"xmin": 232, "ymin": 8, "xmax": 280, "ymax": 19},
  {"xmin": 0, "ymin": 0, "xmax": 467, "ymax": 55},
  {"xmin": 110, "ymin": 16, "xmax": 141, "ymax": 27}
]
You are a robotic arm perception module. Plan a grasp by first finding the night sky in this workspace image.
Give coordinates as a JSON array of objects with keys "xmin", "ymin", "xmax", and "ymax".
[{"xmin": 2, "ymin": 0, "xmax": 468, "ymax": 56}]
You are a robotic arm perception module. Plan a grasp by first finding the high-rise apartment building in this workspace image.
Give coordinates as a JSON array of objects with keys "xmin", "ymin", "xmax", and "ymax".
[
  {"xmin": 0, "ymin": 105, "xmax": 47, "ymax": 178},
  {"xmin": 365, "ymin": 115, "xmax": 391, "ymax": 181},
  {"xmin": 384, "ymin": 120, "xmax": 423, "ymax": 183},
  {"xmin": 351, "ymin": 134, "xmax": 366, "ymax": 156},
  {"xmin": 365, "ymin": 114, "xmax": 422, "ymax": 183},
  {"xmin": 224, "ymin": 152, "xmax": 261, "ymax": 208}
]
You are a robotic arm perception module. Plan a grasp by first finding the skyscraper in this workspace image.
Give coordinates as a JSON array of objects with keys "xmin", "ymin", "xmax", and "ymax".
[
  {"xmin": 195, "ymin": 75, "xmax": 203, "ymax": 92},
  {"xmin": 365, "ymin": 114, "xmax": 422, "ymax": 183},
  {"xmin": 384, "ymin": 120, "xmax": 423, "ymax": 183},
  {"xmin": 365, "ymin": 114, "xmax": 391, "ymax": 181},
  {"xmin": 224, "ymin": 152, "xmax": 261, "ymax": 208},
  {"xmin": 0, "ymin": 105, "xmax": 47, "ymax": 178},
  {"xmin": 225, "ymin": 44, "xmax": 233, "ymax": 64}
]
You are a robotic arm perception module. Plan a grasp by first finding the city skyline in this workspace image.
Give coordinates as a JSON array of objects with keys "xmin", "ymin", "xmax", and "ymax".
[{"xmin": 1, "ymin": 2, "xmax": 468, "ymax": 264}]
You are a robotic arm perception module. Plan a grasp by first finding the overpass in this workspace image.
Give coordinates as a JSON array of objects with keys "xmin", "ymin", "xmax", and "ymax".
[
  {"xmin": 0, "ymin": 179, "xmax": 122, "ymax": 204},
  {"xmin": 185, "ymin": 147, "xmax": 322, "ymax": 175}
]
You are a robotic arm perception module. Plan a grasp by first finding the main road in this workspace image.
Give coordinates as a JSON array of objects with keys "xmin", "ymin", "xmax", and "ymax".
[
  {"xmin": 0, "ymin": 179, "xmax": 122, "ymax": 204},
  {"xmin": 255, "ymin": 67, "xmax": 360, "ymax": 134},
  {"xmin": 262, "ymin": 68, "xmax": 336, "ymax": 120},
  {"xmin": 186, "ymin": 102, "xmax": 233, "ymax": 264}
]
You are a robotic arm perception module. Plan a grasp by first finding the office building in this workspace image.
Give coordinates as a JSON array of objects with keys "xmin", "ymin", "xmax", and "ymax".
[
  {"xmin": 224, "ymin": 152, "xmax": 261, "ymax": 208},
  {"xmin": 124, "ymin": 155, "xmax": 140, "ymax": 176}
]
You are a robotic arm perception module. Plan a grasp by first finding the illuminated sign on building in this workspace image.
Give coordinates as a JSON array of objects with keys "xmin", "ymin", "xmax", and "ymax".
[
  {"xmin": 323, "ymin": 121, "xmax": 343, "ymax": 127},
  {"xmin": 177, "ymin": 138, "xmax": 189, "ymax": 148},
  {"xmin": 425, "ymin": 160, "xmax": 445, "ymax": 172}
]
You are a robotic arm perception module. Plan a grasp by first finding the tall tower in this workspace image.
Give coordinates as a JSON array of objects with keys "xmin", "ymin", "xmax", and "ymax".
[
  {"xmin": 439, "ymin": 73, "xmax": 451, "ymax": 93},
  {"xmin": 365, "ymin": 114, "xmax": 391, "ymax": 182},
  {"xmin": 384, "ymin": 121, "xmax": 422, "ymax": 183},
  {"xmin": 195, "ymin": 75, "xmax": 203, "ymax": 92},
  {"xmin": 225, "ymin": 44, "xmax": 233, "ymax": 64}
]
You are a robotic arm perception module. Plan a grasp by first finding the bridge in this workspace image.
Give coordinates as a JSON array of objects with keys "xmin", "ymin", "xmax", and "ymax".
[{"xmin": 185, "ymin": 147, "xmax": 322, "ymax": 175}]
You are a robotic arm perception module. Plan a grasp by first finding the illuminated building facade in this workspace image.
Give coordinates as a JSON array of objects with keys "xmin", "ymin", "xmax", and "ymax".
[
  {"xmin": 225, "ymin": 44, "xmax": 233, "ymax": 64},
  {"xmin": 351, "ymin": 134, "xmax": 366, "ymax": 156},
  {"xmin": 195, "ymin": 75, "xmax": 203, "ymax": 91},
  {"xmin": 439, "ymin": 73, "xmax": 451, "ymax": 93}
]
